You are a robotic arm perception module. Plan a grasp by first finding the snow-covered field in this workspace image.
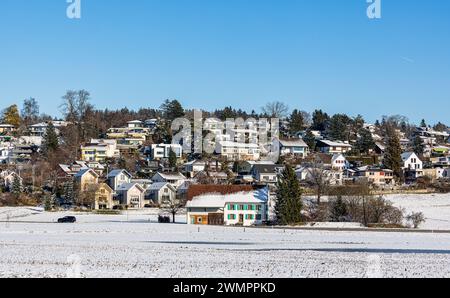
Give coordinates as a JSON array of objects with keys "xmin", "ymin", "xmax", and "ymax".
[
  {"xmin": 1, "ymin": 193, "xmax": 450, "ymax": 278},
  {"xmin": 387, "ymin": 193, "xmax": 450, "ymax": 230}
]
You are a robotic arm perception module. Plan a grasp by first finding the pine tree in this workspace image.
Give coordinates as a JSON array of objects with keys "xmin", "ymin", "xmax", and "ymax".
[
  {"xmin": 327, "ymin": 114, "xmax": 352, "ymax": 141},
  {"xmin": 329, "ymin": 196, "xmax": 348, "ymax": 222},
  {"xmin": 169, "ymin": 149, "xmax": 177, "ymax": 168},
  {"xmin": 311, "ymin": 109, "xmax": 329, "ymax": 131},
  {"xmin": 383, "ymin": 127, "xmax": 403, "ymax": 180},
  {"xmin": 43, "ymin": 122, "xmax": 59, "ymax": 155},
  {"xmin": 275, "ymin": 165, "xmax": 303, "ymax": 225},
  {"xmin": 412, "ymin": 135, "xmax": 424, "ymax": 156},
  {"xmin": 303, "ymin": 129, "xmax": 316, "ymax": 152},
  {"xmin": 63, "ymin": 181, "xmax": 75, "ymax": 205},
  {"xmin": 356, "ymin": 128, "xmax": 375, "ymax": 154},
  {"xmin": 288, "ymin": 109, "xmax": 305, "ymax": 135},
  {"xmin": 420, "ymin": 119, "xmax": 427, "ymax": 128},
  {"xmin": 11, "ymin": 174, "xmax": 22, "ymax": 195},
  {"xmin": 160, "ymin": 99, "xmax": 185, "ymax": 120}
]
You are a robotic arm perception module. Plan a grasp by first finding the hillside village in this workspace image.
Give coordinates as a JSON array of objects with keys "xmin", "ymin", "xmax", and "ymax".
[{"xmin": 1, "ymin": 93, "xmax": 450, "ymax": 228}]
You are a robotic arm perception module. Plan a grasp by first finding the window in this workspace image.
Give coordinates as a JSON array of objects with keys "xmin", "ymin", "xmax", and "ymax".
[
  {"xmin": 256, "ymin": 214, "xmax": 262, "ymax": 220},
  {"xmin": 239, "ymin": 205, "xmax": 244, "ymax": 210},
  {"xmin": 256, "ymin": 205, "xmax": 262, "ymax": 211}
]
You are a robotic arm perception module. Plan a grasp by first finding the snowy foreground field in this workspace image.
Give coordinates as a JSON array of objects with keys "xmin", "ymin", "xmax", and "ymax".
[{"xmin": 1, "ymin": 193, "xmax": 450, "ymax": 278}]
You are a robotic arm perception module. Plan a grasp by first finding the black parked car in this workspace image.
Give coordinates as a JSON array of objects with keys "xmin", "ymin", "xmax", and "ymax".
[{"xmin": 57, "ymin": 216, "xmax": 77, "ymax": 223}]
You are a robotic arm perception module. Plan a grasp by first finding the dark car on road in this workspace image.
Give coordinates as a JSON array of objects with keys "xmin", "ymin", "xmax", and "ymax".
[{"xmin": 57, "ymin": 216, "xmax": 77, "ymax": 223}]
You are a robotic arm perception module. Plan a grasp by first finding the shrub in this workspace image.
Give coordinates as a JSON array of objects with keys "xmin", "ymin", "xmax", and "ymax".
[{"xmin": 406, "ymin": 212, "xmax": 426, "ymax": 229}]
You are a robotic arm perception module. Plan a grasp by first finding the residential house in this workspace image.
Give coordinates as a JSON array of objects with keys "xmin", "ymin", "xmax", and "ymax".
[
  {"xmin": 146, "ymin": 182, "xmax": 177, "ymax": 206},
  {"xmin": 149, "ymin": 144, "xmax": 183, "ymax": 160},
  {"xmin": 183, "ymin": 160, "xmax": 222, "ymax": 178},
  {"xmin": 295, "ymin": 166, "xmax": 343, "ymax": 186},
  {"xmin": 316, "ymin": 140, "xmax": 352, "ymax": 154},
  {"xmin": 194, "ymin": 171, "xmax": 229, "ymax": 185},
  {"xmin": 353, "ymin": 167, "xmax": 394, "ymax": 187},
  {"xmin": 251, "ymin": 164, "xmax": 279, "ymax": 185},
  {"xmin": 0, "ymin": 170, "xmax": 22, "ymax": 191},
  {"xmin": 28, "ymin": 121, "xmax": 69, "ymax": 137},
  {"xmin": 239, "ymin": 160, "xmax": 275, "ymax": 174},
  {"xmin": 58, "ymin": 161, "xmax": 105, "ymax": 179},
  {"xmin": 215, "ymin": 141, "xmax": 260, "ymax": 161},
  {"xmin": 152, "ymin": 172, "xmax": 186, "ymax": 189},
  {"xmin": 401, "ymin": 152, "xmax": 424, "ymax": 179},
  {"xmin": 430, "ymin": 155, "xmax": 450, "ymax": 167},
  {"xmin": 0, "ymin": 145, "xmax": 13, "ymax": 163},
  {"xmin": 115, "ymin": 183, "xmax": 146, "ymax": 209},
  {"xmin": 0, "ymin": 124, "xmax": 16, "ymax": 135},
  {"xmin": 374, "ymin": 142, "xmax": 386, "ymax": 155},
  {"xmin": 423, "ymin": 168, "xmax": 446, "ymax": 182},
  {"xmin": 107, "ymin": 169, "xmax": 132, "ymax": 191},
  {"xmin": 274, "ymin": 138, "xmax": 309, "ymax": 158},
  {"xmin": 186, "ymin": 185, "xmax": 269, "ymax": 226},
  {"xmin": 106, "ymin": 121, "xmax": 150, "ymax": 153},
  {"xmin": 331, "ymin": 154, "xmax": 349, "ymax": 171},
  {"xmin": 81, "ymin": 139, "xmax": 120, "ymax": 162},
  {"xmin": 92, "ymin": 183, "xmax": 114, "ymax": 210},
  {"xmin": 74, "ymin": 169, "xmax": 99, "ymax": 191}
]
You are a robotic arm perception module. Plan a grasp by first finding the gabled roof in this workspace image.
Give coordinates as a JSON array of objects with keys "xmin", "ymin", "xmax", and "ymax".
[
  {"xmin": 251, "ymin": 164, "xmax": 279, "ymax": 174},
  {"xmin": 153, "ymin": 172, "xmax": 186, "ymax": 180},
  {"xmin": 186, "ymin": 187, "xmax": 269, "ymax": 208},
  {"xmin": 277, "ymin": 138, "xmax": 308, "ymax": 148},
  {"xmin": 401, "ymin": 152, "xmax": 419, "ymax": 161},
  {"xmin": 74, "ymin": 168, "xmax": 99, "ymax": 178},
  {"xmin": 148, "ymin": 182, "xmax": 176, "ymax": 192},
  {"xmin": 107, "ymin": 169, "xmax": 132, "ymax": 179},
  {"xmin": 117, "ymin": 183, "xmax": 145, "ymax": 192},
  {"xmin": 317, "ymin": 140, "xmax": 352, "ymax": 148}
]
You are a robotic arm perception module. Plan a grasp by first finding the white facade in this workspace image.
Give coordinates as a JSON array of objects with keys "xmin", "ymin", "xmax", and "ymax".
[
  {"xmin": 146, "ymin": 182, "xmax": 177, "ymax": 206},
  {"xmin": 186, "ymin": 188, "xmax": 269, "ymax": 226},
  {"xmin": 274, "ymin": 138, "xmax": 309, "ymax": 157},
  {"xmin": 107, "ymin": 169, "xmax": 132, "ymax": 191},
  {"xmin": 150, "ymin": 144, "xmax": 183, "ymax": 160},
  {"xmin": 215, "ymin": 141, "xmax": 260, "ymax": 161},
  {"xmin": 152, "ymin": 172, "xmax": 187, "ymax": 189},
  {"xmin": 401, "ymin": 152, "xmax": 423, "ymax": 170},
  {"xmin": 317, "ymin": 140, "xmax": 352, "ymax": 154},
  {"xmin": 331, "ymin": 154, "xmax": 349, "ymax": 171},
  {"xmin": 116, "ymin": 183, "xmax": 145, "ymax": 209}
]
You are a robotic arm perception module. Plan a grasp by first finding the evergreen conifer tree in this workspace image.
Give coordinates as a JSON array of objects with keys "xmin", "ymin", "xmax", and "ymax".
[{"xmin": 275, "ymin": 165, "xmax": 303, "ymax": 225}]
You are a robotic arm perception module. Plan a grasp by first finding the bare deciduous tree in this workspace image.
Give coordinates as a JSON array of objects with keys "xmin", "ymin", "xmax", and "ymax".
[
  {"xmin": 161, "ymin": 195, "xmax": 186, "ymax": 224},
  {"xmin": 261, "ymin": 101, "xmax": 289, "ymax": 119}
]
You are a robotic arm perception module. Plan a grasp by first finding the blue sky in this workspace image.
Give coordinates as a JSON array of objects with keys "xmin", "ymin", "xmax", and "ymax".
[{"xmin": 0, "ymin": 0, "xmax": 449, "ymax": 124}]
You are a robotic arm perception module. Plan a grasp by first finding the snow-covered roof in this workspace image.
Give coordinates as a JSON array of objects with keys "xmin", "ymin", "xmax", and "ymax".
[
  {"xmin": 155, "ymin": 172, "xmax": 186, "ymax": 180},
  {"xmin": 277, "ymin": 138, "xmax": 308, "ymax": 148},
  {"xmin": 317, "ymin": 140, "xmax": 352, "ymax": 147},
  {"xmin": 107, "ymin": 169, "xmax": 132, "ymax": 178},
  {"xmin": 74, "ymin": 168, "xmax": 98, "ymax": 178},
  {"xmin": 186, "ymin": 188, "xmax": 269, "ymax": 208},
  {"xmin": 117, "ymin": 183, "xmax": 145, "ymax": 192},
  {"xmin": 148, "ymin": 182, "xmax": 174, "ymax": 191}
]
